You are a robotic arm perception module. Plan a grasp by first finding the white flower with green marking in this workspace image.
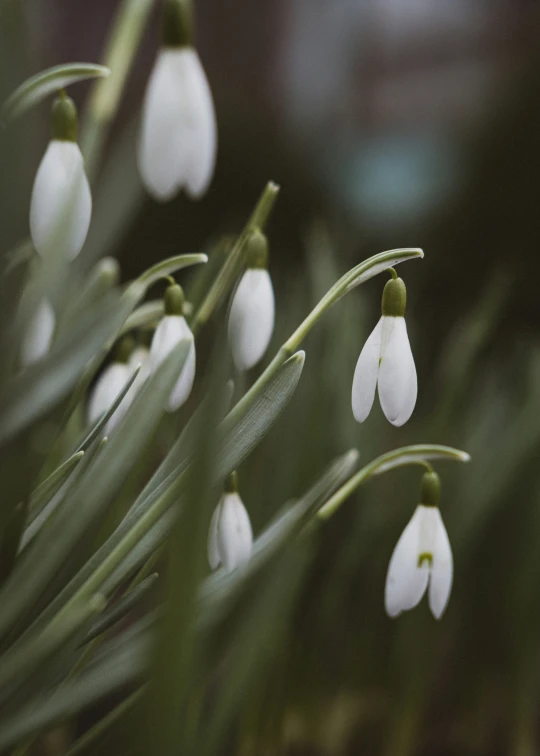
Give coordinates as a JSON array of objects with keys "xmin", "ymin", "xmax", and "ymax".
[
  {"xmin": 385, "ymin": 472, "xmax": 453, "ymax": 619},
  {"xmin": 138, "ymin": 0, "xmax": 216, "ymax": 202},
  {"xmin": 352, "ymin": 271, "xmax": 417, "ymax": 426},
  {"xmin": 208, "ymin": 473, "xmax": 253, "ymax": 573},
  {"xmin": 30, "ymin": 95, "xmax": 91, "ymax": 261}
]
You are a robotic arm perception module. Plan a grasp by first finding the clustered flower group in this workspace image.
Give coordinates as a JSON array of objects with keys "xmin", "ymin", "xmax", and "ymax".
[{"xmin": 19, "ymin": 0, "xmax": 458, "ymax": 619}]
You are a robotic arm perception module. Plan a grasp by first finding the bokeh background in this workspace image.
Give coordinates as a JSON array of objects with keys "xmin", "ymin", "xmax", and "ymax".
[{"xmin": 3, "ymin": 1, "xmax": 540, "ymax": 754}]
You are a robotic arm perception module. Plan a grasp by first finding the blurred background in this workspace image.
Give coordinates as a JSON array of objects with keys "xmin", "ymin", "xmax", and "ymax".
[{"xmin": 3, "ymin": 0, "xmax": 540, "ymax": 754}]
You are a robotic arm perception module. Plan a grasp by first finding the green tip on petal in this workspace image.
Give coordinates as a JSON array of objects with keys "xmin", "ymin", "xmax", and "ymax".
[
  {"xmin": 51, "ymin": 93, "xmax": 78, "ymax": 142},
  {"xmin": 420, "ymin": 471, "xmax": 441, "ymax": 507},
  {"xmin": 224, "ymin": 471, "xmax": 238, "ymax": 493},
  {"xmin": 381, "ymin": 277, "xmax": 406, "ymax": 317},
  {"xmin": 164, "ymin": 283, "xmax": 185, "ymax": 315},
  {"xmin": 163, "ymin": 0, "xmax": 193, "ymax": 47},
  {"xmin": 245, "ymin": 229, "xmax": 269, "ymax": 269}
]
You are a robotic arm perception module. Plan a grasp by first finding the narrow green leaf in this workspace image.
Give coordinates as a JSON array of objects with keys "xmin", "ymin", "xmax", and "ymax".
[
  {"xmin": 84, "ymin": 574, "xmax": 158, "ymax": 644},
  {"xmin": 33, "ymin": 351, "xmax": 305, "ymax": 631},
  {"xmin": 1, "ymin": 63, "xmax": 110, "ymax": 124},
  {"xmin": 0, "ymin": 342, "xmax": 189, "ymax": 641},
  {"xmin": 0, "ymin": 637, "xmax": 147, "ymax": 751},
  {"xmin": 65, "ymin": 689, "xmax": 144, "ymax": 756},
  {"xmin": 0, "ymin": 595, "xmax": 104, "ymax": 710},
  {"xmin": 0, "ymin": 291, "xmax": 131, "ymax": 446},
  {"xmin": 29, "ymin": 451, "xmax": 85, "ymax": 517}
]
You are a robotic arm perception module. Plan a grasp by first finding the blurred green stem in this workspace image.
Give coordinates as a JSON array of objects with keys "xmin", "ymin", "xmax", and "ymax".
[{"xmin": 80, "ymin": 0, "xmax": 154, "ymax": 182}]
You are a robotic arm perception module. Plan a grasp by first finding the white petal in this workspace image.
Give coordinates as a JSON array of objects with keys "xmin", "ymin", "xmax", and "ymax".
[
  {"xmin": 378, "ymin": 317, "xmax": 417, "ymax": 426},
  {"xmin": 30, "ymin": 140, "xmax": 92, "ymax": 261},
  {"xmin": 150, "ymin": 316, "xmax": 196, "ymax": 411},
  {"xmin": 227, "ymin": 269, "xmax": 275, "ymax": 371},
  {"xmin": 20, "ymin": 298, "xmax": 55, "ymax": 366},
  {"xmin": 150, "ymin": 315, "xmax": 184, "ymax": 370},
  {"xmin": 385, "ymin": 505, "xmax": 429, "ymax": 618},
  {"xmin": 428, "ymin": 508, "xmax": 453, "ymax": 619},
  {"xmin": 351, "ymin": 317, "xmax": 383, "ymax": 422},
  {"xmin": 216, "ymin": 493, "xmax": 253, "ymax": 573},
  {"xmin": 87, "ymin": 362, "xmax": 132, "ymax": 433},
  {"xmin": 180, "ymin": 50, "xmax": 217, "ymax": 199},
  {"xmin": 168, "ymin": 338, "xmax": 196, "ymax": 411},
  {"xmin": 138, "ymin": 48, "xmax": 217, "ymax": 202},
  {"xmin": 207, "ymin": 503, "xmax": 221, "ymax": 570}
]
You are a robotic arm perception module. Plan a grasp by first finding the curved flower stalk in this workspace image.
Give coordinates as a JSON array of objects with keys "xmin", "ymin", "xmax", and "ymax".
[
  {"xmin": 87, "ymin": 337, "xmax": 137, "ymax": 435},
  {"xmin": 30, "ymin": 93, "xmax": 92, "ymax": 261},
  {"xmin": 385, "ymin": 470, "xmax": 453, "ymax": 619},
  {"xmin": 228, "ymin": 230, "xmax": 275, "ymax": 371},
  {"xmin": 352, "ymin": 269, "xmax": 416, "ymax": 426},
  {"xmin": 20, "ymin": 297, "xmax": 55, "ymax": 366},
  {"xmin": 208, "ymin": 472, "xmax": 253, "ymax": 573},
  {"xmin": 138, "ymin": 0, "xmax": 217, "ymax": 201},
  {"xmin": 150, "ymin": 283, "xmax": 196, "ymax": 411}
]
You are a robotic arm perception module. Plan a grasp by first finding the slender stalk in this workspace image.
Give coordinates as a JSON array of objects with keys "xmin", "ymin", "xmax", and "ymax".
[
  {"xmin": 80, "ymin": 0, "xmax": 154, "ymax": 181},
  {"xmin": 317, "ymin": 445, "xmax": 470, "ymax": 520}
]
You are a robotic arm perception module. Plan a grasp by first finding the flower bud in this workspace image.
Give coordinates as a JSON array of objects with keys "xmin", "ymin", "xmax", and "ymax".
[{"xmin": 30, "ymin": 94, "xmax": 92, "ymax": 261}]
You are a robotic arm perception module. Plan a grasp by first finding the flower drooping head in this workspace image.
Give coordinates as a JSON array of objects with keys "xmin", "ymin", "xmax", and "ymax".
[
  {"xmin": 385, "ymin": 470, "xmax": 453, "ymax": 620},
  {"xmin": 352, "ymin": 269, "xmax": 417, "ymax": 426}
]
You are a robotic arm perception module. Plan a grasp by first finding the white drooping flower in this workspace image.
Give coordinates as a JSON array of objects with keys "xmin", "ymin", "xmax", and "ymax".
[
  {"xmin": 20, "ymin": 297, "xmax": 55, "ymax": 366},
  {"xmin": 150, "ymin": 284, "xmax": 196, "ymax": 412},
  {"xmin": 352, "ymin": 272, "xmax": 417, "ymax": 426},
  {"xmin": 385, "ymin": 472, "xmax": 453, "ymax": 620},
  {"xmin": 208, "ymin": 474, "xmax": 253, "ymax": 573},
  {"xmin": 138, "ymin": 0, "xmax": 217, "ymax": 204},
  {"xmin": 87, "ymin": 338, "xmax": 138, "ymax": 434},
  {"xmin": 30, "ymin": 95, "xmax": 92, "ymax": 261},
  {"xmin": 228, "ymin": 230, "xmax": 275, "ymax": 371}
]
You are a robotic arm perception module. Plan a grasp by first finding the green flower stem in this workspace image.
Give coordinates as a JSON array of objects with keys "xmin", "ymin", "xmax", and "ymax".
[
  {"xmin": 80, "ymin": 0, "xmax": 154, "ymax": 181},
  {"xmin": 317, "ymin": 444, "xmax": 471, "ymax": 521},
  {"xmin": 225, "ymin": 247, "xmax": 424, "ymax": 430},
  {"xmin": 190, "ymin": 182, "xmax": 280, "ymax": 336}
]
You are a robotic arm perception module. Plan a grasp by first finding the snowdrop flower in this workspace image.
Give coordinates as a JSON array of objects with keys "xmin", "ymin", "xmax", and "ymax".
[
  {"xmin": 150, "ymin": 283, "xmax": 196, "ymax": 411},
  {"xmin": 228, "ymin": 230, "xmax": 275, "ymax": 371},
  {"xmin": 385, "ymin": 471, "xmax": 453, "ymax": 620},
  {"xmin": 138, "ymin": 0, "xmax": 217, "ymax": 202},
  {"xmin": 208, "ymin": 472, "xmax": 253, "ymax": 573},
  {"xmin": 20, "ymin": 297, "xmax": 55, "ymax": 366},
  {"xmin": 87, "ymin": 337, "xmax": 136, "ymax": 434},
  {"xmin": 30, "ymin": 94, "xmax": 92, "ymax": 261},
  {"xmin": 352, "ymin": 269, "xmax": 417, "ymax": 426}
]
